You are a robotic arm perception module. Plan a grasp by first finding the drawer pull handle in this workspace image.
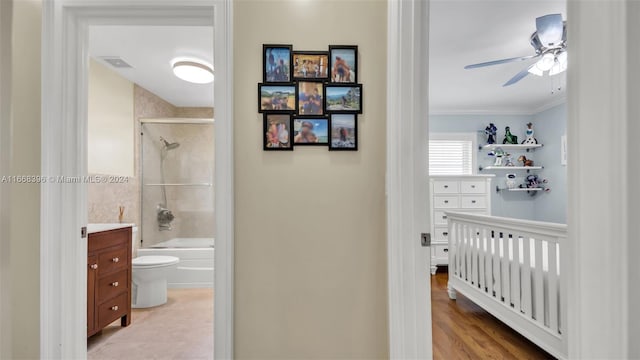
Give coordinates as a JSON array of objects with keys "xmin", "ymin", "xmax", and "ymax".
[
  {"xmin": 111, "ymin": 305, "xmax": 119, "ymax": 311},
  {"xmin": 471, "ymin": 200, "xmax": 477, "ymax": 204},
  {"xmin": 443, "ymin": 232, "xmax": 448, "ymax": 236},
  {"xmin": 112, "ymin": 257, "xmax": 120, "ymax": 263},
  {"xmin": 442, "ymin": 215, "xmax": 447, "ymax": 219},
  {"xmin": 443, "ymin": 248, "xmax": 449, "ymax": 253},
  {"xmin": 90, "ymin": 264, "xmax": 98, "ymax": 270},
  {"xmin": 471, "ymin": 185, "xmax": 476, "ymax": 188},
  {"xmin": 444, "ymin": 200, "xmax": 449, "ymax": 204},
  {"xmin": 111, "ymin": 281, "xmax": 119, "ymax": 287},
  {"xmin": 444, "ymin": 185, "xmax": 449, "ymax": 188}
]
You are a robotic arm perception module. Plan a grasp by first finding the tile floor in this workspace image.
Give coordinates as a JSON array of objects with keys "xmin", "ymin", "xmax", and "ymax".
[{"xmin": 88, "ymin": 288, "xmax": 213, "ymax": 360}]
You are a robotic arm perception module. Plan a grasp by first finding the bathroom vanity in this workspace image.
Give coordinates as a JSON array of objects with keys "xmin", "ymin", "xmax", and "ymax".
[{"xmin": 87, "ymin": 224, "xmax": 133, "ymax": 337}]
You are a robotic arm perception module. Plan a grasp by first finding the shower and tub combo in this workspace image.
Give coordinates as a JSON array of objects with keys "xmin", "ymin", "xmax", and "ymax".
[{"xmin": 132, "ymin": 118, "xmax": 215, "ymax": 307}]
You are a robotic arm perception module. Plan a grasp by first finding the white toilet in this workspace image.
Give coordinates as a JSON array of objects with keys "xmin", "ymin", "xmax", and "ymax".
[{"xmin": 132, "ymin": 255, "xmax": 180, "ymax": 308}]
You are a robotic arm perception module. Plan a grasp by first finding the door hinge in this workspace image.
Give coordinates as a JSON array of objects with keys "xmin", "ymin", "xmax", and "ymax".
[
  {"xmin": 421, "ymin": 233, "xmax": 431, "ymax": 247},
  {"xmin": 81, "ymin": 226, "xmax": 87, "ymax": 239}
]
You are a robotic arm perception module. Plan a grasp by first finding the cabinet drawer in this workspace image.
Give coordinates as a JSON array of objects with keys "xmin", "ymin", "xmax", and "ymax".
[
  {"xmin": 432, "ymin": 245, "xmax": 450, "ymax": 264},
  {"xmin": 433, "ymin": 196, "xmax": 459, "ymax": 209},
  {"xmin": 98, "ymin": 247, "xmax": 128, "ymax": 276},
  {"xmin": 89, "ymin": 228, "xmax": 131, "ymax": 252},
  {"xmin": 460, "ymin": 196, "xmax": 487, "ymax": 209},
  {"xmin": 432, "ymin": 181, "xmax": 459, "ymax": 194},
  {"xmin": 433, "ymin": 227, "xmax": 450, "ymax": 242},
  {"xmin": 98, "ymin": 269, "xmax": 128, "ymax": 302},
  {"xmin": 97, "ymin": 292, "xmax": 128, "ymax": 330},
  {"xmin": 461, "ymin": 180, "xmax": 486, "ymax": 194},
  {"xmin": 433, "ymin": 210, "xmax": 449, "ymax": 226}
]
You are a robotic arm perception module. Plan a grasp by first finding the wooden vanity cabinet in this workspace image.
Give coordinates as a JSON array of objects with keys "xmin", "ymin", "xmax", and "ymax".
[{"xmin": 87, "ymin": 226, "xmax": 132, "ymax": 337}]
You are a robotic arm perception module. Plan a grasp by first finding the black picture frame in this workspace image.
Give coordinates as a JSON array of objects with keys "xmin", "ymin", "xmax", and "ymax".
[
  {"xmin": 329, "ymin": 114, "xmax": 358, "ymax": 151},
  {"xmin": 297, "ymin": 80, "xmax": 325, "ymax": 116},
  {"xmin": 292, "ymin": 116, "xmax": 330, "ymax": 146},
  {"xmin": 292, "ymin": 51, "xmax": 330, "ymax": 80},
  {"xmin": 263, "ymin": 44, "xmax": 293, "ymax": 83},
  {"xmin": 258, "ymin": 83, "xmax": 297, "ymax": 113},
  {"xmin": 329, "ymin": 45, "xmax": 358, "ymax": 83},
  {"xmin": 263, "ymin": 114, "xmax": 294, "ymax": 151},
  {"xmin": 324, "ymin": 84, "xmax": 363, "ymax": 114}
]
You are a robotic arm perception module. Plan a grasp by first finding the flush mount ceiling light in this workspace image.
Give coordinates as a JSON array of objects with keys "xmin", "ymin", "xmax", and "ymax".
[{"xmin": 171, "ymin": 58, "xmax": 214, "ymax": 84}]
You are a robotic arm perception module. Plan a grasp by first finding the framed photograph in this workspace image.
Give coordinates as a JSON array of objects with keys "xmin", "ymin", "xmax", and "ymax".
[
  {"xmin": 293, "ymin": 51, "xmax": 329, "ymax": 79},
  {"xmin": 324, "ymin": 84, "xmax": 362, "ymax": 114},
  {"xmin": 297, "ymin": 81, "xmax": 324, "ymax": 116},
  {"xmin": 329, "ymin": 114, "xmax": 357, "ymax": 151},
  {"xmin": 263, "ymin": 114, "xmax": 293, "ymax": 151},
  {"xmin": 293, "ymin": 117, "xmax": 329, "ymax": 146},
  {"xmin": 329, "ymin": 45, "xmax": 358, "ymax": 83},
  {"xmin": 263, "ymin": 44, "xmax": 293, "ymax": 82},
  {"xmin": 258, "ymin": 83, "xmax": 297, "ymax": 113}
]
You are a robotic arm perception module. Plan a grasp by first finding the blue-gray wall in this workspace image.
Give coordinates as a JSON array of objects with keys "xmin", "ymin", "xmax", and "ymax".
[{"xmin": 430, "ymin": 104, "xmax": 567, "ymax": 223}]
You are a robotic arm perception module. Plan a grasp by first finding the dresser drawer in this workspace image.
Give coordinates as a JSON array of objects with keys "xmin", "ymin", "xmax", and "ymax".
[
  {"xmin": 98, "ymin": 269, "xmax": 128, "ymax": 302},
  {"xmin": 433, "ymin": 210, "xmax": 449, "ymax": 226},
  {"xmin": 98, "ymin": 247, "xmax": 128, "ymax": 276},
  {"xmin": 432, "ymin": 244, "xmax": 450, "ymax": 265},
  {"xmin": 461, "ymin": 180, "xmax": 486, "ymax": 194},
  {"xmin": 460, "ymin": 196, "xmax": 487, "ymax": 209},
  {"xmin": 97, "ymin": 292, "xmax": 129, "ymax": 330},
  {"xmin": 432, "ymin": 180, "xmax": 459, "ymax": 194},
  {"xmin": 433, "ymin": 196, "xmax": 459, "ymax": 209},
  {"xmin": 433, "ymin": 226, "xmax": 450, "ymax": 242}
]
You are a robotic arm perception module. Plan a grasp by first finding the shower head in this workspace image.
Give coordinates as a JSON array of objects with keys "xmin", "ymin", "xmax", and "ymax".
[{"xmin": 160, "ymin": 136, "xmax": 180, "ymax": 151}]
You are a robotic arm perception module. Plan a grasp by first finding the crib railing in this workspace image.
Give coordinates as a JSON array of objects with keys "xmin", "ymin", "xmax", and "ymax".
[{"xmin": 446, "ymin": 212, "xmax": 568, "ymax": 359}]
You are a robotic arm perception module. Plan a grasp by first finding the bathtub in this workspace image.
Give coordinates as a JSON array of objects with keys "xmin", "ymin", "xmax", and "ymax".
[{"xmin": 137, "ymin": 237, "xmax": 214, "ymax": 288}]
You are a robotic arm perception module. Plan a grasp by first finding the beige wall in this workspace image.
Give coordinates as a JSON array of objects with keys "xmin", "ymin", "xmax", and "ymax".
[
  {"xmin": 9, "ymin": 0, "xmax": 41, "ymax": 358},
  {"xmin": 88, "ymin": 59, "xmax": 135, "ymax": 177},
  {"xmin": 234, "ymin": 1, "xmax": 388, "ymax": 358}
]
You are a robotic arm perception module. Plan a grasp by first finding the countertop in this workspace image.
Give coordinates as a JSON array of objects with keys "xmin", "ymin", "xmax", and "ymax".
[{"xmin": 87, "ymin": 223, "xmax": 137, "ymax": 234}]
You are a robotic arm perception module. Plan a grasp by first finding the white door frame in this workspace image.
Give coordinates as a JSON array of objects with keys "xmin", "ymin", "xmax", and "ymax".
[
  {"xmin": 40, "ymin": 1, "xmax": 233, "ymax": 359},
  {"xmin": 386, "ymin": 1, "xmax": 432, "ymax": 358}
]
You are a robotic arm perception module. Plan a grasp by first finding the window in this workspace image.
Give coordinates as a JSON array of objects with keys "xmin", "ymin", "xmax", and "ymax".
[{"xmin": 429, "ymin": 133, "xmax": 476, "ymax": 175}]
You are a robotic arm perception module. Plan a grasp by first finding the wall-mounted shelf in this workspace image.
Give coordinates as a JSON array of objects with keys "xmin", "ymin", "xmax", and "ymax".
[
  {"xmin": 495, "ymin": 186, "xmax": 545, "ymax": 193},
  {"xmin": 480, "ymin": 166, "xmax": 543, "ymax": 171},
  {"xmin": 144, "ymin": 183, "xmax": 212, "ymax": 187},
  {"xmin": 480, "ymin": 144, "xmax": 543, "ymax": 151}
]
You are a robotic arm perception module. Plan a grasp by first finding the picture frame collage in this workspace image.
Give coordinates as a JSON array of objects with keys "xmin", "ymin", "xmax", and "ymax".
[{"xmin": 259, "ymin": 44, "xmax": 362, "ymax": 151}]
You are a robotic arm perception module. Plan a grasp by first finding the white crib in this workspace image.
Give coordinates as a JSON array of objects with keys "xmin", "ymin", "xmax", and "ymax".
[{"xmin": 446, "ymin": 212, "xmax": 567, "ymax": 360}]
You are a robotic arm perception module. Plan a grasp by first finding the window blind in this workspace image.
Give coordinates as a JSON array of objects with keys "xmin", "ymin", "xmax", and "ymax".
[{"xmin": 429, "ymin": 139, "xmax": 474, "ymax": 175}]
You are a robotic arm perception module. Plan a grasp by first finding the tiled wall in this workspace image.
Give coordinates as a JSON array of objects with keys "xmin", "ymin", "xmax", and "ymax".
[{"xmin": 88, "ymin": 84, "xmax": 213, "ymax": 251}]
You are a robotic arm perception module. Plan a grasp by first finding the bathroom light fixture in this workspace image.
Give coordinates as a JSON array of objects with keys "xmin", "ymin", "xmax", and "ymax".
[{"xmin": 171, "ymin": 58, "xmax": 214, "ymax": 84}]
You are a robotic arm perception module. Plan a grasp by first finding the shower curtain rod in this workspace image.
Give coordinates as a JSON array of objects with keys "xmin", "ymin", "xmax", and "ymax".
[{"xmin": 139, "ymin": 117, "xmax": 214, "ymax": 124}]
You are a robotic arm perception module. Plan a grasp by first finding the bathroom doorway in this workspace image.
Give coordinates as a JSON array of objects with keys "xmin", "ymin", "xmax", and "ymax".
[{"xmin": 40, "ymin": 1, "xmax": 233, "ymax": 358}]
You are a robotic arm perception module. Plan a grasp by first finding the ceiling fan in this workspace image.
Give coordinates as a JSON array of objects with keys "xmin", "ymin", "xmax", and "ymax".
[{"xmin": 464, "ymin": 14, "xmax": 567, "ymax": 87}]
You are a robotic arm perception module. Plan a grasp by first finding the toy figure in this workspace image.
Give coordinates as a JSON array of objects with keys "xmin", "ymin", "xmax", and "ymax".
[
  {"xmin": 504, "ymin": 153, "xmax": 515, "ymax": 166},
  {"xmin": 503, "ymin": 126, "xmax": 518, "ymax": 144},
  {"xmin": 485, "ymin": 123, "xmax": 498, "ymax": 144},
  {"xmin": 492, "ymin": 147, "xmax": 505, "ymax": 166},
  {"xmin": 505, "ymin": 173, "xmax": 517, "ymax": 189},
  {"xmin": 522, "ymin": 122, "xmax": 538, "ymax": 144},
  {"xmin": 517, "ymin": 155, "xmax": 534, "ymax": 167}
]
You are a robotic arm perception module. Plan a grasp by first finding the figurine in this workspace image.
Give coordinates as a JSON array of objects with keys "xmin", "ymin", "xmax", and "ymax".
[
  {"xmin": 492, "ymin": 147, "xmax": 505, "ymax": 166},
  {"xmin": 522, "ymin": 122, "xmax": 538, "ymax": 144},
  {"xmin": 503, "ymin": 126, "xmax": 518, "ymax": 144},
  {"xmin": 485, "ymin": 123, "xmax": 498, "ymax": 144},
  {"xmin": 504, "ymin": 153, "xmax": 515, "ymax": 167},
  {"xmin": 505, "ymin": 173, "xmax": 517, "ymax": 189},
  {"xmin": 517, "ymin": 155, "xmax": 534, "ymax": 167}
]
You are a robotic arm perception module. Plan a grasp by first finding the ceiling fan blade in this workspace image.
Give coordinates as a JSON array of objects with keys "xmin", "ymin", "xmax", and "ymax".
[
  {"xmin": 464, "ymin": 55, "xmax": 539, "ymax": 69},
  {"xmin": 536, "ymin": 14, "xmax": 564, "ymax": 47},
  {"xmin": 503, "ymin": 64, "xmax": 534, "ymax": 87}
]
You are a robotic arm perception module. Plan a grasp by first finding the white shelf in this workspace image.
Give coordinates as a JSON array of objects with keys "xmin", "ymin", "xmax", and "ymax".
[
  {"xmin": 480, "ymin": 144, "xmax": 543, "ymax": 151},
  {"xmin": 499, "ymin": 187, "xmax": 544, "ymax": 192},
  {"xmin": 480, "ymin": 166, "xmax": 543, "ymax": 171},
  {"xmin": 144, "ymin": 183, "xmax": 212, "ymax": 187}
]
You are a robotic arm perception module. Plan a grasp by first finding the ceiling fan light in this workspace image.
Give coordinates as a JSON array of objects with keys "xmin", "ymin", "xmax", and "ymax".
[
  {"xmin": 171, "ymin": 58, "xmax": 214, "ymax": 84},
  {"xmin": 536, "ymin": 53, "xmax": 556, "ymax": 72},
  {"xmin": 528, "ymin": 66, "xmax": 544, "ymax": 76},
  {"xmin": 549, "ymin": 52, "xmax": 568, "ymax": 76}
]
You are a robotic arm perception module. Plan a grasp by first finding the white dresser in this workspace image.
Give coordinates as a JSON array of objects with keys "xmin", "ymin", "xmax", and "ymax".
[{"xmin": 429, "ymin": 175, "xmax": 494, "ymax": 275}]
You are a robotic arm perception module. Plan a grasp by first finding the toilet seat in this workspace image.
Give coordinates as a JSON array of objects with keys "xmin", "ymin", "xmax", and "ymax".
[{"xmin": 133, "ymin": 255, "xmax": 179, "ymax": 268}]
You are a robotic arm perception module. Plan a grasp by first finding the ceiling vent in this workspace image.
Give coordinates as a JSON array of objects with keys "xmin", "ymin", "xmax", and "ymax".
[{"xmin": 99, "ymin": 56, "xmax": 133, "ymax": 68}]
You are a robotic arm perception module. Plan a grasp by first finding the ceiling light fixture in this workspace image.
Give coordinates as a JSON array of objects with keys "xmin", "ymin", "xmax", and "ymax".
[
  {"xmin": 549, "ymin": 51, "xmax": 568, "ymax": 76},
  {"xmin": 171, "ymin": 58, "xmax": 214, "ymax": 84}
]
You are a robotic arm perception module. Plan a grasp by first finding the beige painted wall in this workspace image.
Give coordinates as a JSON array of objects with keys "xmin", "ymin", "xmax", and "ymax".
[
  {"xmin": 234, "ymin": 1, "xmax": 388, "ymax": 358},
  {"xmin": 88, "ymin": 59, "xmax": 135, "ymax": 177},
  {"xmin": 9, "ymin": 0, "xmax": 41, "ymax": 358}
]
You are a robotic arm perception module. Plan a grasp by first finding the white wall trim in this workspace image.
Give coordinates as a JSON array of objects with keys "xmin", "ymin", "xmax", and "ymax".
[
  {"xmin": 0, "ymin": 0, "xmax": 12, "ymax": 357},
  {"xmin": 41, "ymin": 1, "xmax": 233, "ymax": 359},
  {"xmin": 386, "ymin": 1, "xmax": 432, "ymax": 358},
  {"xmin": 566, "ymin": 1, "xmax": 630, "ymax": 358},
  {"xmin": 429, "ymin": 97, "xmax": 567, "ymax": 117}
]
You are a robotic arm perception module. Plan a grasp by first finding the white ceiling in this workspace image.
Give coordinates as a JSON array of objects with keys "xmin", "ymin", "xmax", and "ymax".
[
  {"xmin": 89, "ymin": 25, "xmax": 214, "ymax": 108},
  {"xmin": 429, "ymin": 0, "xmax": 567, "ymax": 114}
]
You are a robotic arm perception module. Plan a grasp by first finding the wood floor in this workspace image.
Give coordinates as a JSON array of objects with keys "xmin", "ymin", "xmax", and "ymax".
[{"xmin": 431, "ymin": 270, "xmax": 555, "ymax": 360}]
